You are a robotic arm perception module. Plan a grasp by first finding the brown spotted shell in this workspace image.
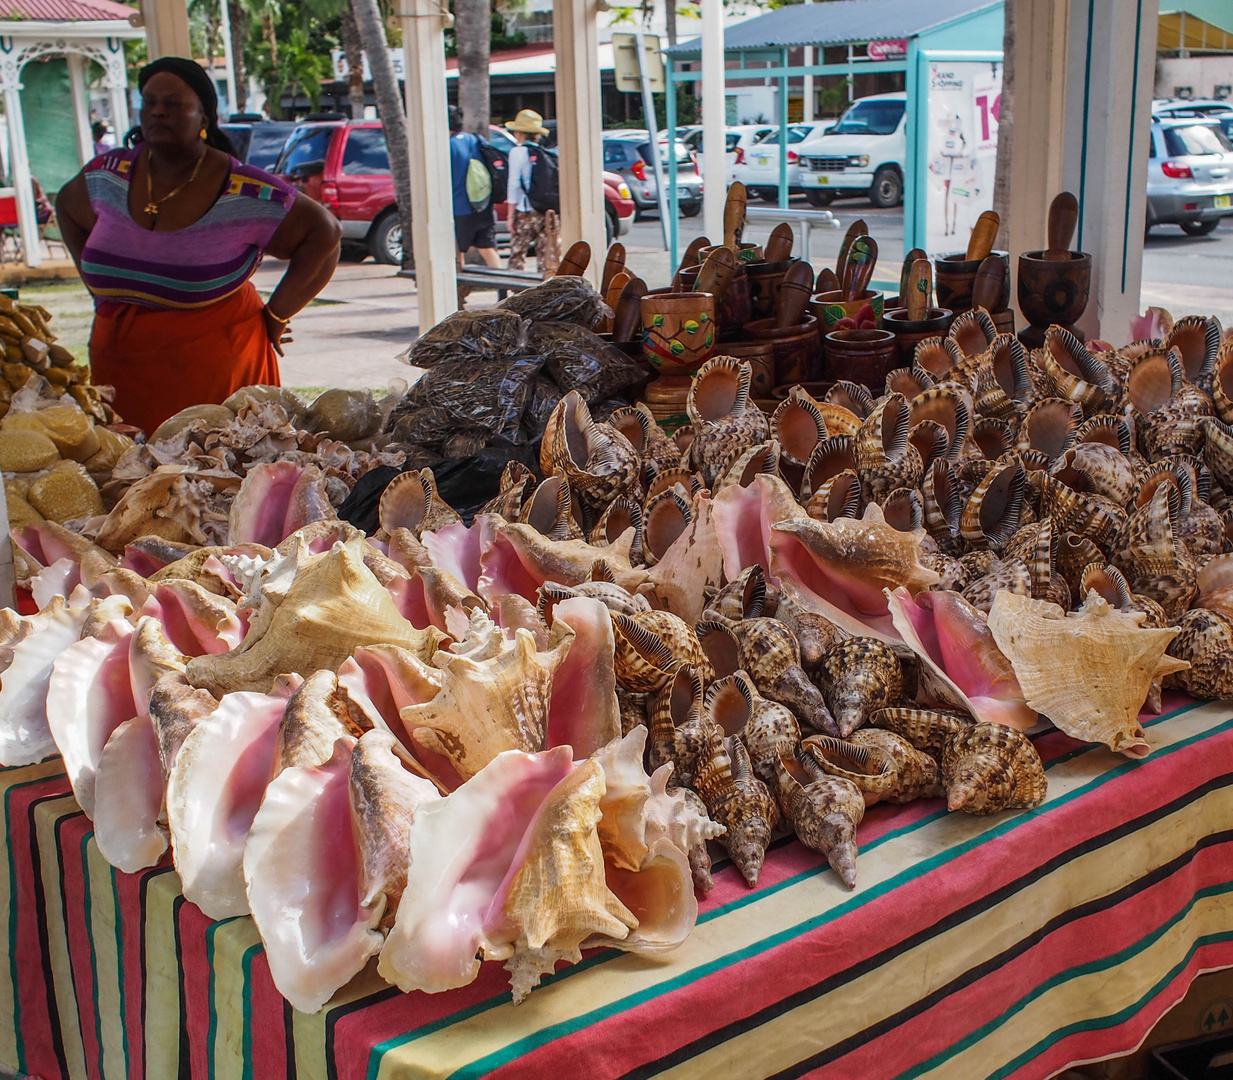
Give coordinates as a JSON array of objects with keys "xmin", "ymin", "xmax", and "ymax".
[
  {"xmin": 818, "ymin": 637, "xmax": 903, "ymax": 737},
  {"xmin": 1051, "ymin": 443, "xmax": 1137, "ymax": 506},
  {"xmin": 1124, "ymin": 348, "xmax": 1212, "ymax": 459},
  {"xmin": 960, "ymin": 453, "xmax": 1027, "ymax": 552},
  {"xmin": 854, "ymin": 393, "xmax": 923, "ymax": 503},
  {"xmin": 1038, "ymin": 327, "xmax": 1115, "ymax": 415},
  {"xmin": 479, "ymin": 461, "xmax": 535, "ymax": 519},
  {"xmin": 726, "ymin": 617, "xmax": 839, "ymax": 737},
  {"xmin": 378, "ymin": 468, "xmax": 461, "ymax": 537},
  {"xmin": 922, "ymin": 458, "xmax": 964, "ymax": 555},
  {"xmin": 1038, "ymin": 473, "xmax": 1126, "ymax": 550},
  {"xmin": 1213, "ymin": 340, "xmax": 1233, "ymax": 426},
  {"xmin": 520, "ymin": 473, "xmax": 584, "ymax": 540},
  {"xmin": 881, "ymin": 487, "xmax": 924, "ymax": 533},
  {"xmin": 640, "ymin": 487, "xmax": 690, "ymax": 566},
  {"xmin": 942, "ymin": 722, "xmax": 1047, "ymax": 814},
  {"xmin": 647, "ymin": 666, "xmax": 717, "ymax": 785},
  {"xmin": 694, "ymin": 733, "xmax": 781, "ymax": 887},
  {"xmin": 589, "ymin": 496, "xmax": 642, "ymax": 556},
  {"xmin": 970, "ymin": 416, "xmax": 1015, "ymax": 460},
  {"xmin": 826, "ymin": 380, "xmax": 876, "ymax": 419},
  {"xmin": 975, "ymin": 334, "xmax": 1035, "ymax": 419},
  {"xmin": 1075, "ymin": 413, "xmax": 1134, "ymax": 456},
  {"xmin": 803, "ymin": 730, "xmax": 941, "ymax": 805},
  {"xmin": 739, "ymin": 682, "xmax": 802, "ymax": 786},
  {"xmin": 1111, "ymin": 481, "xmax": 1198, "ymax": 619},
  {"xmin": 962, "ymin": 558, "xmax": 1031, "ymax": 615},
  {"xmin": 886, "ymin": 366, "xmax": 936, "ymax": 399},
  {"xmin": 1015, "ymin": 398, "xmax": 1082, "ymax": 463},
  {"xmin": 910, "ymin": 386, "xmax": 970, "ymax": 464},
  {"xmin": 948, "ymin": 307, "xmax": 997, "ymax": 361},
  {"xmin": 714, "ymin": 440, "xmax": 781, "ymax": 493},
  {"xmin": 686, "ymin": 356, "xmax": 770, "ymax": 486},
  {"xmin": 915, "ymin": 335, "xmax": 965, "ymax": 382},
  {"xmin": 771, "ymin": 385, "xmax": 829, "ymax": 467},
  {"xmin": 611, "ymin": 609, "xmax": 711, "ymax": 693},
  {"xmin": 1202, "ymin": 417, "xmax": 1233, "ymax": 493},
  {"xmin": 907, "ymin": 420, "xmax": 951, "ymax": 474},
  {"xmin": 541, "ymin": 390, "xmax": 641, "ymax": 512},
  {"xmin": 800, "ymin": 435, "xmax": 857, "ymax": 503},
  {"xmin": 704, "ymin": 564, "xmax": 768, "ymax": 623},
  {"xmin": 806, "ymin": 470, "xmax": 863, "ymax": 522},
  {"xmin": 870, "ymin": 706, "xmax": 973, "ymax": 761},
  {"xmin": 1165, "ymin": 608, "xmax": 1233, "ymax": 700},
  {"xmin": 771, "ymin": 749, "xmax": 863, "ymax": 888},
  {"xmin": 1164, "ymin": 314, "xmax": 1221, "ymax": 393}
]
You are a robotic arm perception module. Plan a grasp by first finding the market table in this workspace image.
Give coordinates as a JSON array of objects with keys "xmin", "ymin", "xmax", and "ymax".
[{"xmin": 3, "ymin": 695, "xmax": 1233, "ymax": 1080}]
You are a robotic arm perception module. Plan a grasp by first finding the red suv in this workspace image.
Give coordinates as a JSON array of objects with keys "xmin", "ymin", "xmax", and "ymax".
[{"xmin": 274, "ymin": 121, "xmax": 637, "ymax": 264}]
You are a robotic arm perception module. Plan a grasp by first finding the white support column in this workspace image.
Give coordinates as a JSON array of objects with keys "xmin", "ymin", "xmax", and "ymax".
[
  {"xmin": 0, "ymin": 49, "xmax": 41, "ymax": 269},
  {"xmin": 553, "ymin": 0, "xmax": 604, "ymax": 283},
  {"xmin": 139, "ymin": 0, "xmax": 192, "ymax": 60},
  {"xmin": 219, "ymin": 0, "xmax": 236, "ymax": 117},
  {"xmin": 700, "ymin": 0, "xmax": 725, "ymax": 245},
  {"xmin": 66, "ymin": 53, "xmax": 94, "ymax": 165},
  {"xmin": 398, "ymin": 0, "xmax": 457, "ymax": 327},
  {"xmin": 105, "ymin": 47, "xmax": 131, "ymax": 141}
]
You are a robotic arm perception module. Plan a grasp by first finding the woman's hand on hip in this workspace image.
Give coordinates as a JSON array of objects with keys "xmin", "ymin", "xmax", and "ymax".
[{"xmin": 262, "ymin": 305, "xmax": 293, "ymax": 356}]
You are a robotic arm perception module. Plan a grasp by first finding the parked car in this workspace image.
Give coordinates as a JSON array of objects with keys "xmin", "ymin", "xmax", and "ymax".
[
  {"xmin": 601, "ymin": 131, "xmax": 703, "ymax": 218},
  {"xmin": 797, "ymin": 92, "xmax": 907, "ymax": 208},
  {"xmin": 275, "ymin": 121, "xmax": 634, "ymax": 264},
  {"xmin": 1152, "ymin": 98, "xmax": 1233, "ymax": 120},
  {"xmin": 724, "ymin": 124, "xmax": 776, "ymax": 184},
  {"xmin": 219, "ymin": 120, "xmax": 297, "ymax": 170},
  {"xmin": 1145, "ymin": 117, "xmax": 1233, "ymax": 236},
  {"xmin": 732, "ymin": 124, "xmax": 825, "ymax": 202}
]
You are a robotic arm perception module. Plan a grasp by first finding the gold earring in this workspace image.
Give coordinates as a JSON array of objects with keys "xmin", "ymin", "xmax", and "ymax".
[{"xmin": 200, "ymin": 126, "xmax": 207, "ymax": 140}]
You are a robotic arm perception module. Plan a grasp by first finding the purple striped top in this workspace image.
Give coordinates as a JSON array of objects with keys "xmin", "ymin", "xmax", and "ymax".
[{"xmin": 80, "ymin": 147, "xmax": 296, "ymax": 310}]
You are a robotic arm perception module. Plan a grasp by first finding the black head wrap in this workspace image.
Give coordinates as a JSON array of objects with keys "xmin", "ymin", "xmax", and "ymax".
[{"xmin": 128, "ymin": 56, "xmax": 236, "ymax": 155}]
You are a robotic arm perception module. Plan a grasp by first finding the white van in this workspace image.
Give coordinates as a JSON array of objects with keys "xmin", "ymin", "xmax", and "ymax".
[{"xmin": 797, "ymin": 92, "xmax": 906, "ymax": 208}]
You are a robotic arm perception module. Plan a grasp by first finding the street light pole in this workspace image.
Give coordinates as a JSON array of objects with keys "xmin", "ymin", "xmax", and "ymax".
[{"xmin": 633, "ymin": 22, "xmax": 671, "ymax": 251}]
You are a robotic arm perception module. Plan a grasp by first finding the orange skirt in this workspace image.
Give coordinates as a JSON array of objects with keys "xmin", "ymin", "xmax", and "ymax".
[{"xmin": 89, "ymin": 282, "xmax": 281, "ymax": 437}]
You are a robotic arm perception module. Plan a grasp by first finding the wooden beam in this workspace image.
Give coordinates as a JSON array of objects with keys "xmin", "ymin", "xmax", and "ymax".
[
  {"xmin": 552, "ymin": 0, "xmax": 604, "ymax": 285},
  {"xmin": 138, "ymin": 0, "xmax": 191, "ymax": 59}
]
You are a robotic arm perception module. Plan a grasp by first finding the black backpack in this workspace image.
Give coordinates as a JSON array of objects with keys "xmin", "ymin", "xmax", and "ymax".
[
  {"xmin": 477, "ymin": 140, "xmax": 508, "ymax": 203},
  {"xmin": 527, "ymin": 146, "xmax": 560, "ymax": 213}
]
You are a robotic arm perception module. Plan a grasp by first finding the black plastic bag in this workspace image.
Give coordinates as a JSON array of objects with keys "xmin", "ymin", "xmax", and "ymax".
[
  {"xmin": 497, "ymin": 276, "xmax": 611, "ymax": 328},
  {"xmin": 522, "ymin": 375, "xmax": 563, "ymax": 440},
  {"xmin": 432, "ymin": 444, "xmax": 543, "ymax": 523},
  {"xmin": 528, "ymin": 322, "xmax": 646, "ymax": 404},
  {"xmin": 336, "ymin": 465, "xmax": 403, "ymax": 534},
  {"xmin": 398, "ymin": 309, "xmax": 528, "ymax": 370}
]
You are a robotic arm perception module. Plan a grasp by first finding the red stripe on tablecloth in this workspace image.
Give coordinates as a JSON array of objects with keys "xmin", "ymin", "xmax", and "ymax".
[
  {"xmin": 112, "ymin": 857, "xmax": 169, "ymax": 1080},
  {"xmin": 175, "ymin": 895, "xmax": 217, "ymax": 1079},
  {"xmin": 56, "ymin": 812, "xmax": 104, "ymax": 1080},
  {"xmin": 834, "ymin": 834, "xmax": 1233, "ymax": 1080},
  {"xmin": 245, "ymin": 948, "xmax": 293, "ymax": 1078},
  {"xmin": 5, "ymin": 771, "xmax": 73, "ymax": 1080},
  {"xmin": 471, "ymin": 719, "xmax": 1233, "ymax": 1080}
]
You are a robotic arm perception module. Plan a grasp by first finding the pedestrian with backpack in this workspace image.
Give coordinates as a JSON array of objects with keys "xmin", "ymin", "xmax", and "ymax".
[
  {"xmin": 504, "ymin": 109, "xmax": 557, "ymax": 276},
  {"xmin": 449, "ymin": 107, "xmax": 500, "ymax": 274}
]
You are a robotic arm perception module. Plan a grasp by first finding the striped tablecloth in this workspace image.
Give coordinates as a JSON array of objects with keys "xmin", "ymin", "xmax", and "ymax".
[{"xmin": 4, "ymin": 696, "xmax": 1233, "ymax": 1080}]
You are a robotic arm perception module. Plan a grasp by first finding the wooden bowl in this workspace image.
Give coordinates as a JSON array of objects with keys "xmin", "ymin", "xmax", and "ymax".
[
  {"xmin": 744, "ymin": 315, "xmax": 823, "ymax": 385},
  {"xmin": 1017, "ymin": 250, "xmax": 1092, "ymax": 329},
  {"xmin": 809, "ymin": 289, "xmax": 885, "ymax": 331},
  {"xmin": 934, "ymin": 251, "xmax": 1010, "ymax": 314},
  {"xmin": 882, "ymin": 307, "xmax": 955, "ymax": 362},
  {"xmin": 823, "ymin": 328, "xmax": 901, "ymax": 388},
  {"xmin": 640, "ymin": 291, "xmax": 717, "ymax": 375}
]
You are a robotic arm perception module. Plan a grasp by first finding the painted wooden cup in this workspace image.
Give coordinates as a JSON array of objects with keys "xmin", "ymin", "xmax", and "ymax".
[
  {"xmin": 809, "ymin": 289, "xmax": 886, "ymax": 330},
  {"xmin": 1017, "ymin": 250, "xmax": 1092, "ymax": 329},
  {"xmin": 823, "ymin": 328, "xmax": 901, "ymax": 388},
  {"xmin": 640, "ymin": 292, "xmax": 717, "ymax": 375}
]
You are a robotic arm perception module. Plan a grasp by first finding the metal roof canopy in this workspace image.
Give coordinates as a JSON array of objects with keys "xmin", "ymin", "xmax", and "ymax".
[
  {"xmin": 661, "ymin": 0, "xmax": 1002, "ymax": 268},
  {"xmin": 1158, "ymin": 10, "xmax": 1233, "ymax": 54},
  {"xmin": 666, "ymin": 0, "xmax": 999, "ymax": 56}
]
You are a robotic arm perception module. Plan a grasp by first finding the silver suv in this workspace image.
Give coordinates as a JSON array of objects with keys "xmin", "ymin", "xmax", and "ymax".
[{"xmin": 1146, "ymin": 118, "xmax": 1233, "ymax": 236}]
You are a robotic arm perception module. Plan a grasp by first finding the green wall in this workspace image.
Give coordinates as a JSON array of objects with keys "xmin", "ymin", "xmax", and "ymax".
[{"xmin": 21, "ymin": 59, "xmax": 83, "ymax": 196}]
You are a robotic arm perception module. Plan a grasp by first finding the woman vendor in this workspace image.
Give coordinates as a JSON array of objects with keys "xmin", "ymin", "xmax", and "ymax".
[{"xmin": 55, "ymin": 57, "xmax": 341, "ymax": 436}]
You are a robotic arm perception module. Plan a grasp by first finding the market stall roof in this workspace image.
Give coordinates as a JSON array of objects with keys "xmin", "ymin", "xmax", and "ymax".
[
  {"xmin": 444, "ymin": 41, "xmax": 615, "ymax": 78},
  {"xmin": 665, "ymin": 0, "xmax": 999, "ymax": 56},
  {"xmin": 1158, "ymin": 10, "xmax": 1233, "ymax": 53},
  {"xmin": 0, "ymin": 0, "xmax": 135, "ymax": 20}
]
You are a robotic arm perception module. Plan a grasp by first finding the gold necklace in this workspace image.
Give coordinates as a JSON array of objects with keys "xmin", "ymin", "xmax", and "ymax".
[{"xmin": 143, "ymin": 147, "xmax": 206, "ymax": 219}]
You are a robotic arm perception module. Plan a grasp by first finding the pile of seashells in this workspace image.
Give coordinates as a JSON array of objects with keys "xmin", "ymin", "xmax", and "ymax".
[{"xmin": 2, "ymin": 307, "xmax": 1232, "ymax": 1014}]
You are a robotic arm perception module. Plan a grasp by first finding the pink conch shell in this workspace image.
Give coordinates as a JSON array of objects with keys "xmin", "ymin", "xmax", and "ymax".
[
  {"xmin": 886, "ymin": 586, "xmax": 1036, "ymax": 731},
  {"xmin": 385, "ymin": 565, "xmax": 485, "ymax": 633},
  {"xmin": 639, "ymin": 493, "xmax": 725, "ymax": 626},
  {"xmin": 544, "ymin": 596, "xmax": 621, "ymax": 759},
  {"xmin": 165, "ymin": 676, "xmax": 303, "ymax": 919},
  {"xmin": 0, "ymin": 590, "xmax": 99, "ymax": 766},
  {"xmin": 420, "ymin": 516, "xmax": 501, "ymax": 594},
  {"xmin": 227, "ymin": 461, "xmax": 334, "ymax": 547},
  {"xmin": 769, "ymin": 505, "xmax": 940, "ymax": 643},
  {"xmin": 140, "ymin": 579, "xmax": 246, "ymax": 656},
  {"xmin": 378, "ymin": 748, "xmax": 636, "ymax": 1002},
  {"xmin": 478, "ymin": 522, "xmax": 646, "ymax": 603},
  {"xmin": 711, "ymin": 474, "xmax": 806, "ymax": 586}
]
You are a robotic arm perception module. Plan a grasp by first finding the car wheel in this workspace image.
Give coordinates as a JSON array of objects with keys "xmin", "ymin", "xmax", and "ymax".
[
  {"xmin": 605, "ymin": 206, "xmax": 616, "ymax": 245},
  {"xmin": 1180, "ymin": 218, "xmax": 1221, "ymax": 236},
  {"xmin": 869, "ymin": 166, "xmax": 902, "ymax": 209},
  {"xmin": 369, "ymin": 213, "xmax": 403, "ymax": 265},
  {"xmin": 804, "ymin": 190, "xmax": 834, "ymax": 207},
  {"xmin": 681, "ymin": 202, "xmax": 702, "ymax": 218},
  {"xmin": 757, "ymin": 189, "xmax": 781, "ymax": 204},
  {"xmin": 339, "ymin": 241, "xmax": 369, "ymax": 263}
]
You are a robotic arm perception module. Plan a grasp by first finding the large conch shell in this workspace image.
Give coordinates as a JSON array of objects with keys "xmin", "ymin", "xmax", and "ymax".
[
  {"xmin": 541, "ymin": 391, "xmax": 640, "ymax": 512},
  {"xmin": 685, "ymin": 356, "xmax": 770, "ymax": 486},
  {"xmin": 185, "ymin": 537, "xmax": 446, "ymax": 695},
  {"xmin": 769, "ymin": 504, "xmax": 940, "ymax": 642},
  {"xmin": 942, "ymin": 722, "xmax": 1047, "ymax": 814},
  {"xmin": 987, "ymin": 590, "xmax": 1187, "ymax": 758},
  {"xmin": 772, "ymin": 749, "xmax": 864, "ymax": 889}
]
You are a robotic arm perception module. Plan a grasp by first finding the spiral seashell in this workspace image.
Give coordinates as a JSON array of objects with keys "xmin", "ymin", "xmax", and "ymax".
[
  {"xmin": 1166, "ymin": 608, "xmax": 1233, "ymax": 700},
  {"xmin": 815, "ymin": 400, "xmax": 862, "ymax": 440},
  {"xmin": 704, "ymin": 671, "xmax": 756, "ymax": 738},
  {"xmin": 542, "ymin": 391, "xmax": 641, "ymax": 513},
  {"xmin": 686, "ymin": 356, "xmax": 771, "ymax": 486},
  {"xmin": 960, "ymin": 453, "xmax": 1027, "ymax": 551},
  {"xmin": 886, "ymin": 366, "xmax": 936, "ymax": 399},
  {"xmin": 479, "ymin": 461, "xmax": 535, "ymax": 520},
  {"xmin": 379, "ymin": 468, "xmax": 462, "ymax": 537},
  {"xmin": 915, "ymin": 335, "xmax": 965, "ymax": 382},
  {"xmin": 803, "ymin": 730, "xmax": 941, "ymax": 805},
  {"xmin": 1075, "ymin": 413, "xmax": 1134, "ymax": 456},
  {"xmin": 870, "ymin": 706, "xmax": 972, "ymax": 760},
  {"xmin": 1202, "ymin": 417, "xmax": 1233, "ymax": 493},
  {"xmin": 606, "ymin": 405, "xmax": 653, "ymax": 459},
  {"xmin": 1212, "ymin": 339, "xmax": 1233, "ymax": 426},
  {"xmin": 1164, "ymin": 314, "xmax": 1221, "ymax": 393},
  {"xmin": 771, "ymin": 385, "xmax": 828, "ymax": 468},
  {"xmin": 941, "ymin": 722, "xmax": 1047, "ymax": 814},
  {"xmin": 1124, "ymin": 347, "xmax": 1212, "ymax": 459},
  {"xmin": 518, "ymin": 473, "xmax": 581, "ymax": 540},
  {"xmin": 819, "ymin": 637, "xmax": 903, "ymax": 737},
  {"xmin": 772, "ymin": 749, "xmax": 862, "ymax": 888},
  {"xmin": 968, "ymin": 416, "xmax": 1014, "ymax": 461},
  {"xmin": 910, "ymin": 386, "xmax": 971, "ymax": 463},
  {"xmin": 611, "ymin": 609, "xmax": 710, "ymax": 693},
  {"xmin": 1139, "ymin": 462, "xmax": 1224, "ymax": 559},
  {"xmin": 825, "ymin": 380, "xmax": 875, "ymax": 419},
  {"xmin": 646, "ymin": 467, "xmax": 702, "ymax": 503},
  {"xmin": 975, "ymin": 334, "xmax": 1035, "ymax": 419},
  {"xmin": 1051, "ymin": 443, "xmax": 1137, "ymax": 506},
  {"xmin": 640, "ymin": 488, "xmax": 691, "ymax": 567},
  {"xmin": 724, "ymin": 617, "xmax": 838, "ymax": 736},
  {"xmin": 921, "ymin": 459, "xmax": 963, "ymax": 554},
  {"xmin": 922, "ymin": 551, "xmax": 968, "ymax": 591},
  {"xmin": 1111, "ymin": 482, "xmax": 1198, "ymax": 620},
  {"xmin": 703, "ymin": 564, "xmax": 767, "ymax": 623},
  {"xmin": 1054, "ymin": 532, "xmax": 1105, "ymax": 597},
  {"xmin": 1038, "ymin": 327, "xmax": 1115, "ymax": 415},
  {"xmin": 1039, "ymin": 473, "xmax": 1126, "ymax": 550},
  {"xmin": 1015, "ymin": 397, "xmax": 1082, "ymax": 463},
  {"xmin": 589, "ymin": 496, "xmax": 642, "ymax": 555},
  {"xmin": 648, "ymin": 666, "xmax": 718, "ymax": 787},
  {"xmin": 855, "ymin": 393, "xmax": 923, "ymax": 503},
  {"xmin": 694, "ymin": 733, "xmax": 780, "ymax": 887},
  {"xmin": 615, "ymin": 686, "xmax": 648, "ymax": 736},
  {"xmin": 907, "ymin": 419, "xmax": 952, "ymax": 473},
  {"xmin": 880, "ymin": 487, "xmax": 924, "ymax": 533},
  {"xmin": 714, "ymin": 440, "xmax": 780, "ymax": 493},
  {"xmin": 800, "ymin": 435, "xmax": 857, "ymax": 503},
  {"xmin": 962, "ymin": 558, "xmax": 1031, "ymax": 614},
  {"xmin": 1077, "ymin": 562, "xmax": 1169, "ymax": 626},
  {"xmin": 535, "ymin": 563, "xmax": 650, "ymax": 625},
  {"xmin": 774, "ymin": 594, "xmax": 844, "ymax": 672},
  {"xmin": 960, "ymin": 549, "xmax": 999, "ymax": 579},
  {"xmin": 948, "ymin": 307, "xmax": 998, "ymax": 360},
  {"xmin": 1197, "ymin": 553, "xmax": 1233, "ymax": 619},
  {"xmin": 739, "ymin": 679, "xmax": 802, "ymax": 786},
  {"xmin": 806, "ymin": 470, "xmax": 863, "ymax": 523}
]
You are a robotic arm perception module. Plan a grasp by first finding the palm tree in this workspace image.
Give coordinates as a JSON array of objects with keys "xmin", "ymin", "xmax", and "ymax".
[
  {"xmin": 992, "ymin": 0, "xmax": 1014, "ymax": 249},
  {"xmin": 228, "ymin": 0, "xmax": 248, "ymax": 111},
  {"xmin": 338, "ymin": 7, "xmax": 366, "ymax": 117},
  {"xmin": 349, "ymin": 0, "xmax": 416, "ymax": 269},
  {"xmin": 454, "ymin": 0, "xmax": 490, "ymax": 135}
]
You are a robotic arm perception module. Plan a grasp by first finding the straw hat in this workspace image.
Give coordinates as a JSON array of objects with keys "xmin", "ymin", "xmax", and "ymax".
[{"xmin": 506, "ymin": 109, "xmax": 549, "ymax": 136}]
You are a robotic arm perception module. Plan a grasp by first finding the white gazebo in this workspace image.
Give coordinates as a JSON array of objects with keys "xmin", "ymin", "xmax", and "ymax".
[{"xmin": 0, "ymin": 0, "xmax": 143, "ymax": 267}]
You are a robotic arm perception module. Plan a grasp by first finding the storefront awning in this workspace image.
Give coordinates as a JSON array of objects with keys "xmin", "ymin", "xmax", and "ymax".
[{"xmin": 1158, "ymin": 10, "xmax": 1233, "ymax": 54}]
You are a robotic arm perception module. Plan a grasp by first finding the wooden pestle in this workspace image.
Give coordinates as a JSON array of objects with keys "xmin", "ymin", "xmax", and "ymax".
[
  {"xmin": 842, "ymin": 235, "xmax": 877, "ymax": 302},
  {"xmin": 964, "ymin": 211, "xmax": 1000, "ymax": 262},
  {"xmin": 612, "ymin": 277, "xmax": 648, "ymax": 341},
  {"xmin": 724, "ymin": 182, "xmax": 748, "ymax": 249},
  {"xmin": 764, "ymin": 223, "xmax": 794, "ymax": 264},
  {"xmin": 815, "ymin": 266, "xmax": 840, "ymax": 294},
  {"xmin": 672, "ymin": 236, "xmax": 711, "ymax": 289},
  {"xmin": 971, "ymin": 255, "xmax": 1006, "ymax": 312},
  {"xmin": 776, "ymin": 260, "xmax": 817, "ymax": 329},
  {"xmin": 899, "ymin": 247, "xmax": 928, "ymax": 300},
  {"xmin": 601, "ymin": 243, "xmax": 627, "ymax": 295},
  {"xmin": 693, "ymin": 246, "xmax": 738, "ymax": 301},
  {"xmin": 836, "ymin": 219, "xmax": 868, "ymax": 280},
  {"xmin": 556, "ymin": 240, "xmax": 591, "ymax": 276},
  {"xmin": 1043, "ymin": 192, "xmax": 1079, "ymax": 260},
  {"xmin": 904, "ymin": 258, "xmax": 932, "ymax": 322}
]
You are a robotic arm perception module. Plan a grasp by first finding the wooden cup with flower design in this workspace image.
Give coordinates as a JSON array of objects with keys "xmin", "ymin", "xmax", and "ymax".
[{"xmin": 640, "ymin": 291, "xmax": 717, "ymax": 375}]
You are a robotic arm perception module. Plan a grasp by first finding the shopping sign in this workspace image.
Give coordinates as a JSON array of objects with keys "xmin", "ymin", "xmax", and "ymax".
[{"xmin": 867, "ymin": 40, "xmax": 908, "ymax": 61}]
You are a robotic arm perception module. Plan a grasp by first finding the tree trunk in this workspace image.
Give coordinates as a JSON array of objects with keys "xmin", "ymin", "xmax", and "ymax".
[
  {"xmin": 455, "ymin": 0, "xmax": 490, "ymax": 136},
  {"xmin": 339, "ymin": 7, "xmax": 366, "ymax": 119},
  {"xmin": 349, "ymin": 0, "xmax": 416, "ymax": 270},
  {"xmin": 263, "ymin": 11, "xmax": 277, "ymax": 62},
  {"xmin": 992, "ymin": 0, "xmax": 1014, "ymax": 250},
  {"xmin": 665, "ymin": 0, "xmax": 677, "ymax": 48},
  {"xmin": 228, "ymin": 0, "xmax": 247, "ymax": 111}
]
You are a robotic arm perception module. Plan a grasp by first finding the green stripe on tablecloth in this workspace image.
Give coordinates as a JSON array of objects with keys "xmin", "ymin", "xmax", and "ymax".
[
  {"xmin": 79, "ymin": 830, "xmax": 106, "ymax": 1078},
  {"xmin": 901, "ymin": 880, "xmax": 1233, "ymax": 1079},
  {"xmin": 372, "ymin": 706, "xmax": 1231, "ymax": 1080},
  {"xmin": 108, "ymin": 861, "xmax": 131, "ymax": 1078},
  {"xmin": 241, "ymin": 942, "xmax": 260, "ymax": 1080}
]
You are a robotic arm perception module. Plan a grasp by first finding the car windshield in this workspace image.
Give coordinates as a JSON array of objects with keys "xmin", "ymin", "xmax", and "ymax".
[
  {"xmin": 756, "ymin": 125, "xmax": 813, "ymax": 145},
  {"xmin": 637, "ymin": 141, "xmax": 691, "ymax": 166},
  {"xmin": 276, "ymin": 126, "xmax": 333, "ymax": 173},
  {"xmin": 1163, "ymin": 124, "xmax": 1233, "ymax": 156},
  {"xmin": 220, "ymin": 125, "xmax": 251, "ymax": 161},
  {"xmin": 246, "ymin": 126, "xmax": 292, "ymax": 170},
  {"xmin": 829, "ymin": 100, "xmax": 905, "ymax": 136},
  {"xmin": 341, "ymin": 128, "xmax": 390, "ymax": 174}
]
